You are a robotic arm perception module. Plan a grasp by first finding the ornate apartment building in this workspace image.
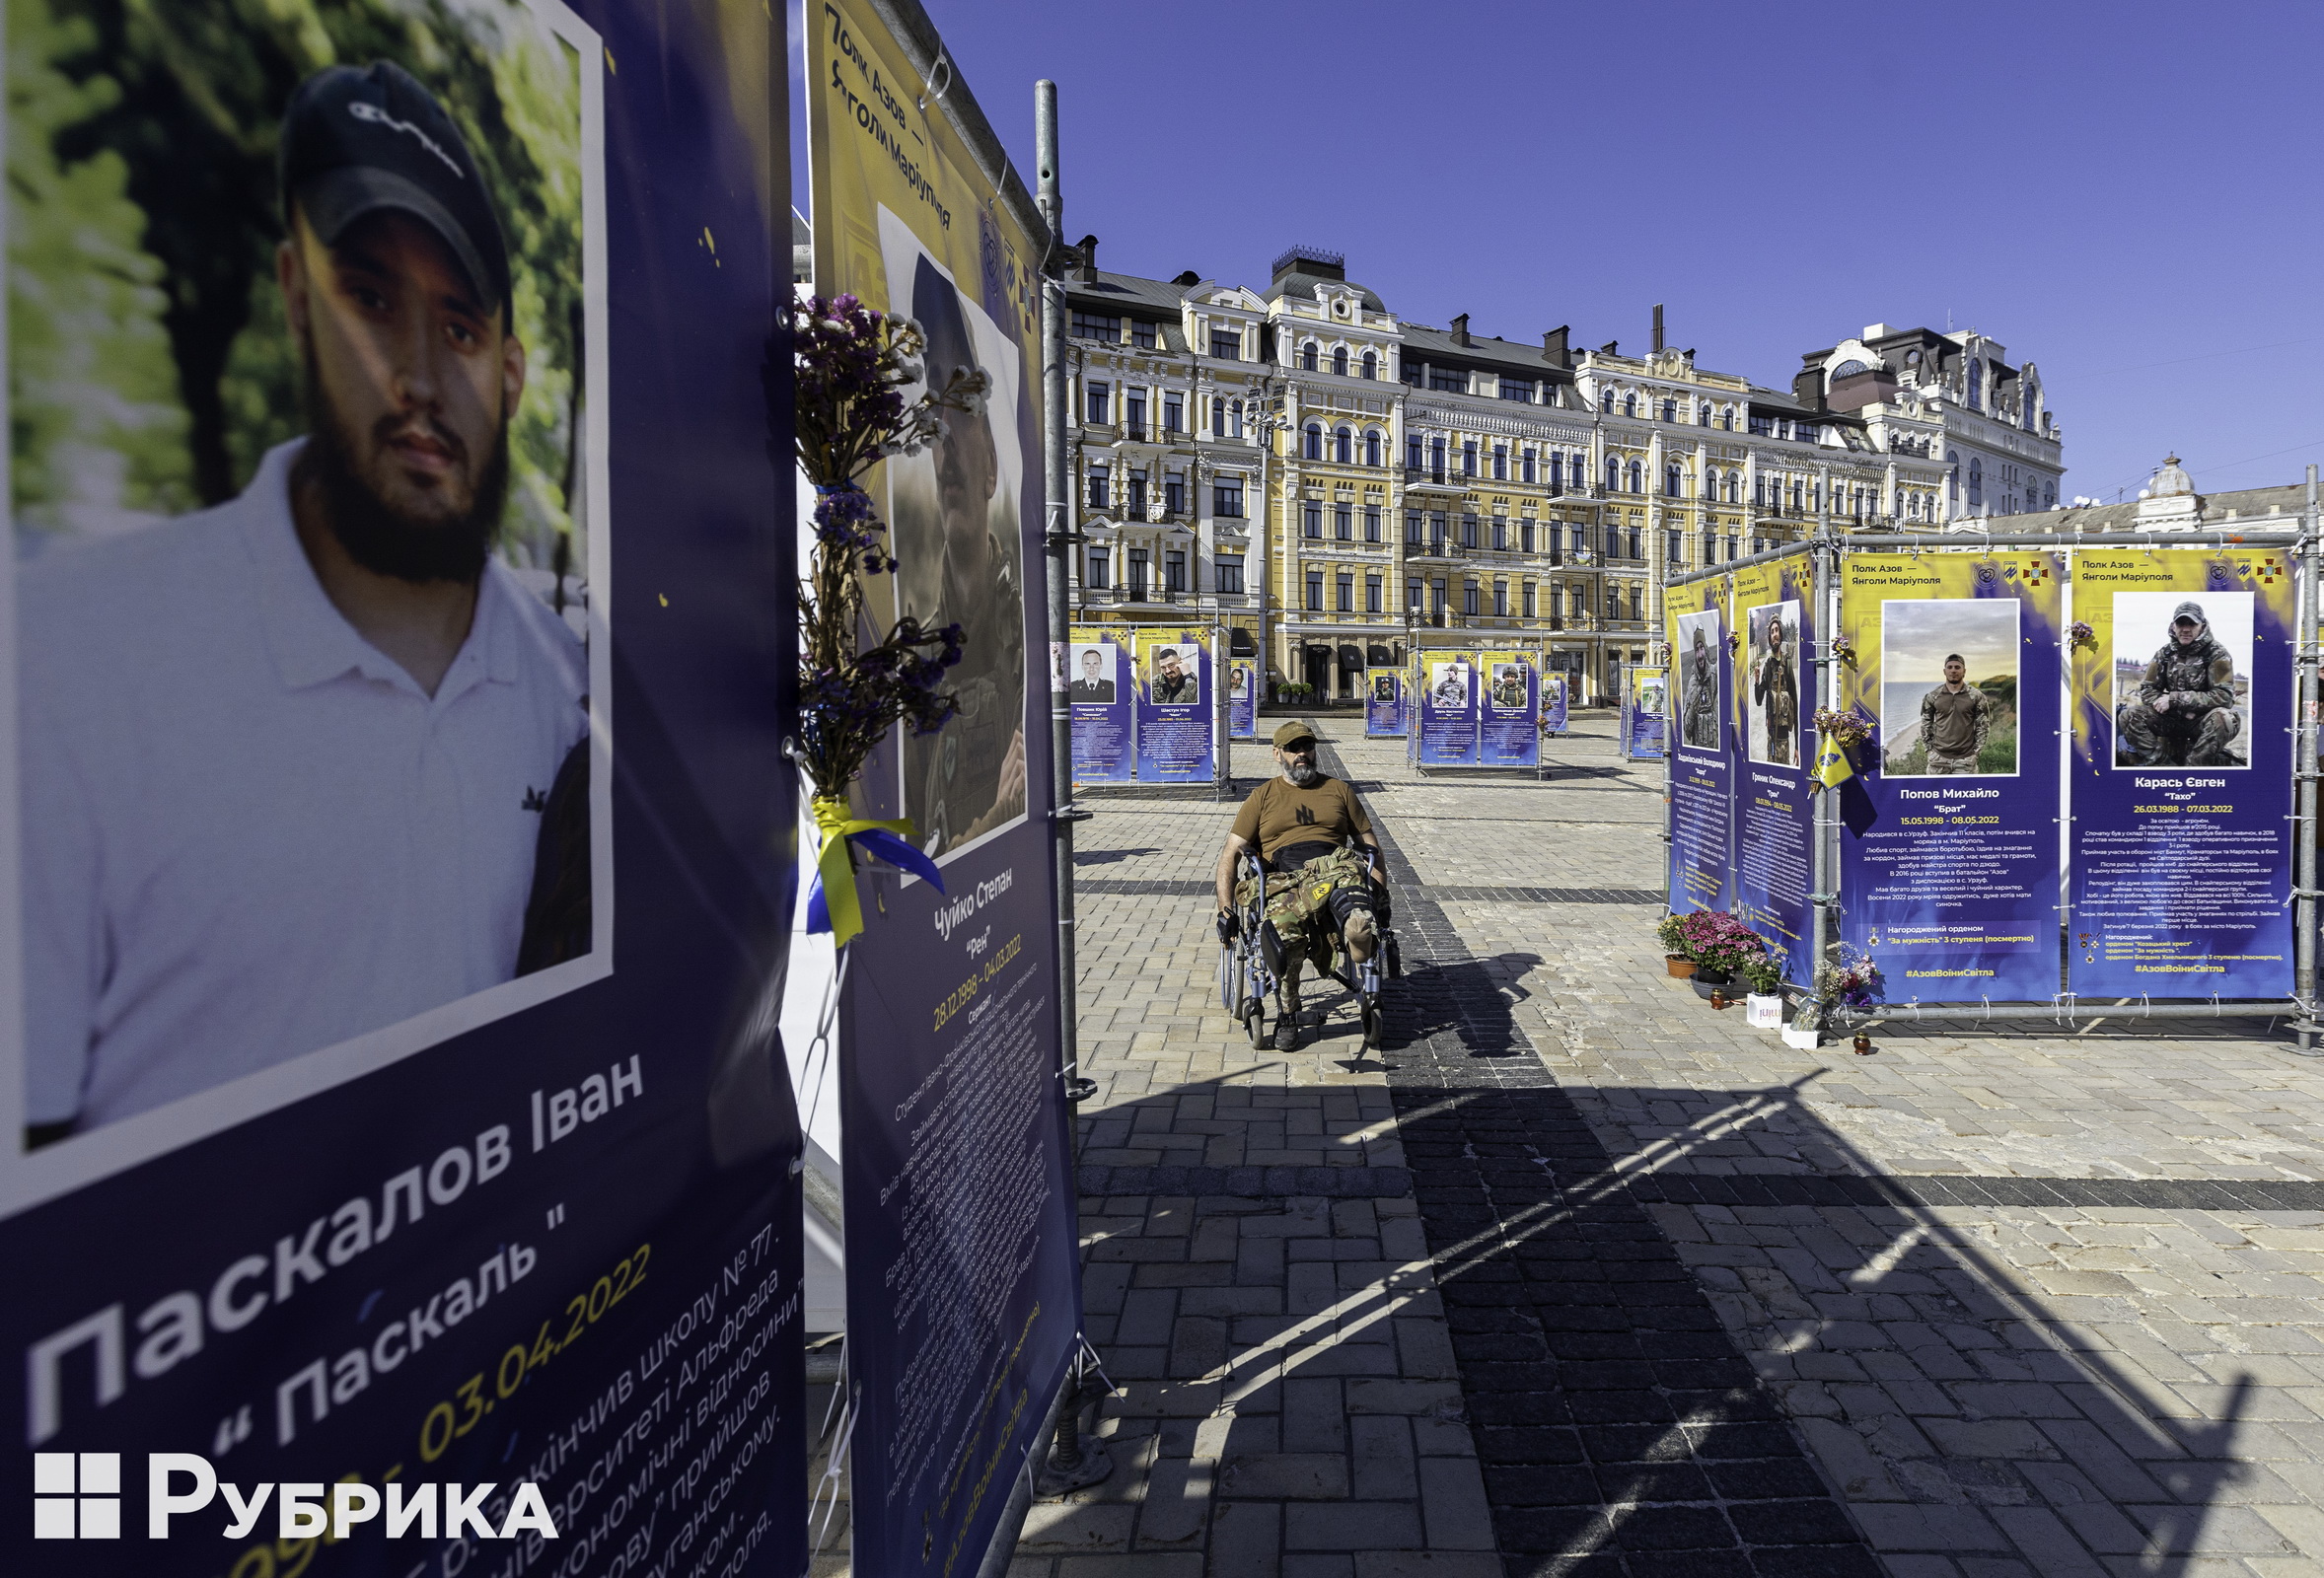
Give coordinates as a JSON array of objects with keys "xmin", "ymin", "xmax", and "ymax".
[{"xmin": 1061, "ymin": 249, "xmax": 2059, "ymax": 703}]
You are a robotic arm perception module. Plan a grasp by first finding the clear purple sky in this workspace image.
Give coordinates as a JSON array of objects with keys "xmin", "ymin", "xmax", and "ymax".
[{"xmin": 797, "ymin": 1, "xmax": 2324, "ymax": 505}]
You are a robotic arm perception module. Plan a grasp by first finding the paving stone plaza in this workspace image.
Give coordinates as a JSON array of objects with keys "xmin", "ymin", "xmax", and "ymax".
[{"xmin": 1008, "ymin": 714, "xmax": 2324, "ymax": 1578}]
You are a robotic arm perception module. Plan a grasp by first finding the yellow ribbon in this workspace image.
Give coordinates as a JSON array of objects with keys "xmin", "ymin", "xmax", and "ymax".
[{"xmin": 811, "ymin": 797, "xmax": 915, "ymax": 950}]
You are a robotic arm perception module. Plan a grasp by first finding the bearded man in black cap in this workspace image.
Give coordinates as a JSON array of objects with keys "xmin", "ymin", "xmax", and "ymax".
[
  {"xmin": 2118, "ymin": 600, "xmax": 2244, "ymax": 766},
  {"xmin": 21, "ymin": 61, "xmax": 589, "ymax": 1137}
]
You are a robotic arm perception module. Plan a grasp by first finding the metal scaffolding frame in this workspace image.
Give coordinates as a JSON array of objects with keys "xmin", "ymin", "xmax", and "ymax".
[{"xmin": 1660, "ymin": 469, "xmax": 2323, "ymax": 1052}]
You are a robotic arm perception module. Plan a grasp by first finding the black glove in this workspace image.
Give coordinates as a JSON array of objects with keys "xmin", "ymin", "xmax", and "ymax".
[{"xmin": 1216, "ymin": 909, "xmax": 1239, "ymax": 945}]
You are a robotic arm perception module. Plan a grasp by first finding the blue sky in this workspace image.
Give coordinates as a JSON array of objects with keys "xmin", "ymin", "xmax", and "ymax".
[{"xmin": 797, "ymin": 1, "xmax": 2324, "ymax": 506}]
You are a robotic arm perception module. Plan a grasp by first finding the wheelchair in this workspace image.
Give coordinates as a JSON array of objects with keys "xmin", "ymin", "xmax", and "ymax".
[{"xmin": 1217, "ymin": 846, "xmax": 1401, "ymax": 1051}]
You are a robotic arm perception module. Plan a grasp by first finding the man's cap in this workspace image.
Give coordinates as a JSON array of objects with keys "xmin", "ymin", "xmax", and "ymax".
[
  {"xmin": 1272, "ymin": 721, "xmax": 1317, "ymax": 750},
  {"xmin": 280, "ymin": 61, "xmax": 512, "ymax": 317},
  {"xmin": 2172, "ymin": 601, "xmax": 2208, "ymax": 626}
]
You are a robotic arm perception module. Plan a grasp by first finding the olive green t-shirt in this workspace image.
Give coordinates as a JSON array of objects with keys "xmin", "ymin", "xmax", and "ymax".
[{"xmin": 1230, "ymin": 774, "xmax": 1373, "ymax": 867}]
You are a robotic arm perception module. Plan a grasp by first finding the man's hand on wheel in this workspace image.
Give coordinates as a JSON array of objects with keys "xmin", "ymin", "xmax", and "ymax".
[{"xmin": 1216, "ymin": 909, "xmax": 1238, "ymax": 945}]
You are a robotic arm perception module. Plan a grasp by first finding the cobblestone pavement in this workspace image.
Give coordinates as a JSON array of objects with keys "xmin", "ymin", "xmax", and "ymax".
[{"xmin": 1011, "ymin": 712, "xmax": 2324, "ymax": 1578}]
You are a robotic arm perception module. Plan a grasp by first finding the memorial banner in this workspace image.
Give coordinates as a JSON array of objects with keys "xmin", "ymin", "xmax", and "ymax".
[
  {"xmin": 1479, "ymin": 650, "xmax": 1540, "ymax": 766},
  {"xmin": 1666, "ymin": 579, "xmax": 1734, "ymax": 914},
  {"xmin": 5, "ymin": 1, "xmax": 808, "ymax": 1572},
  {"xmin": 2068, "ymin": 548, "xmax": 2293, "ymax": 997},
  {"xmin": 1729, "ymin": 556, "xmax": 1817, "ymax": 978},
  {"xmin": 1228, "ymin": 658, "xmax": 1259, "ymax": 739},
  {"xmin": 1416, "ymin": 652, "xmax": 1480, "ymax": 765},
  {"xmin": 1069, "ymin": 625, "xmax": 1135, "ymax": 783},
  {"xmin": 1624, "ymin": 667, "xmax": 1669, "ymax": 759},
  {"xmin": 810, "ymin": 3, "xmax": 1079, "ymax": 1573},
  {"xmin": 1542, "ymin": 672, "xmax": 1570, "ymax": 735},
  {"xmin": 1836, "ymin": 551, "xmax": 2064, "ymax": 1003},
  {"xmin": 1365, "ymin": 667, "xmax": 1409, "ymax": 737},
  {"xmin": 1135, "ymin": 630, "xmax": 1214, "ymax": 780}
]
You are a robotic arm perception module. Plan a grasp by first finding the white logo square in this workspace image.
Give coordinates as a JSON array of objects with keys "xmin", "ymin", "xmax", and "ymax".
[{"xmin": 33, "ymin": 1496, "xmax": 76, "ymax": 1540}]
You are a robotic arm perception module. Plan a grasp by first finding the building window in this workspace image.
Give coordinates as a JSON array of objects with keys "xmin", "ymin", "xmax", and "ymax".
[
  {"xmin": 1429, "ymin": 512, "xmax": 1448, "ymax": 549},
  {"xmin": 1606, "ymin": 586, "xmax": 1621, "ymax": 620},
  {"xmin": 1430, "ymin": 579, "xmax": 1448, "ymax": 616},
  {"xmin": 1521, "ymin": 519, "xmax": 1536, "ymax": 552},
  {"xmin": 1402, "ymin": 356, "xmax": 1423, "ymax": 387},
  {"xmin": 1430, "ymin": 438, "xmax": 1447, "ymax": 476},
  {"xmin": 1606, "ymin": 455, "xmax": 1622, "ymax": 491},
  {"xmin": 1088, "ymin": 464, "xmax": 1110, "ymax": 509},
  {"xmin": 1361, "ymin": 351, "xmax": 1377, "ymax": 380},
  {"xmin": 1790, "ymin": 480, "xmax": 1803, "ymax": 512},
  {"xmin": 1162, "ymin": 393, "xmax": 1183, "ymax": 433},
  {"xmin": 1628, "ymin": 528, "xmax": 1641, "ymax": 559},
  {"xmin": 1165, "ymin": 549, "xmax": 1187, "ymax": 592},
  {"xmin": 1408, "ymin": 578, "xmax": 1423, "ymax": 612},
  {"xmin": 1336, "ymin": 503, "xmax": 1353, "ymax": 540},
  {"xmin": 1210, "ymin": 326, "xmax": 1241, "ymax": 360},
  {"xmin": 1335, "ymin": 426, "xmax": 1352, "ymax": 464},
  {"xmin": 1549, "ymin": 584, "xmax": 1563, "ymax": 618},
  {"xmin": 1130, "ymin": 320, "xmax": 1156, "ymax": 349},
  {"xmin": 1332, "ymin": 346, "xmax": 1348, "ymax": 377},
  {"xmin": 1666, "ymin": 530, "xmax": 1683, "ymax": 565},
  {"xmin": 1366, "ymin": 573, "xmax": 1383, "ymax": 612},
  {"xmin": 1462, "ymin": 441, "xmax": 1479, "ymax": 476},
  {"xmin": 1085, "ymin": 546, "xmax": 1109, "ymax": 589},
  {"xmin": 1521, "ymin": 449, "xmax": 1537, "ymax": 483},
  {"xmin": 1070, "ymin": 311, "xmax": 1120, "ymax": 341},
  {"xmin": 1968, "ymin": 458, "xmax": 1983, "ymax": 506},
  {"xmin": 1660, "ymin": 398, "xmax": 1676, "ymax": 422},
  {"xmin": 1214, "ymin": 477, "xmax": 1244, "ymax": 517},
  {"xmin": 1304, "ymin": 423, "xmax": 1323, "ymax": 460},
  {"xmin": 1406, "ymin": 512, "xmax": 1423, "ymax": 544},
  {"xmin": 1164, "ymin": 474, "xmax": 1186, "ymax": 514},
  {"xmin": 1491, "ymin": 516, "xmax": 1508, "ymax": 550},
  {"xmin": 1492, "ymin": 444, "xmax": 1508, "ymax": 480},
  {"xmin": 1725, "ymin": 535, "xmax": 1739, "ymax": 562},
  {"xmin": 1547, "ymin": 453, "xmax": 1562, "ymax": 490},
  {"xmin": 1724, "ymin": 473, "xmax": 1739, "ymax": 503},
  {"xmin": 1216, "ymin": 554, "xmax": 1245, "ymax": 594},
  {"xmin": 1500, "ymin": 378, "xmax": 1536, "ymax": 402},
  {"xmin": 1522, "ymin": 583, "xmax": 1537, "ymax": 616},
  {"xmin": 1364, "ymin": 506, "xmax": 1382, "ymax": 542},
  {"xmin": 1622, "ymin": 394, "xmax": 1637, "ymax": 417},
  {"xmin": 1126, "ymin": 393, "xmax": 1146, "ymax": 436},
  {"xmin": 1127, "ymin": 467, "xmax": 1147, "ymax": 512},
  {"xmin": 1337, "ymin": 573, "xmax": 1354, "ymax": 611},
  {"xmin": 1461, "ymin": 513, "xmax": 1479, "ymax": 548},
  {"xmin": 1364, "ymin": 430, "xmax": 1382, "ymax": 466},
  {"xmin": 1430, "ymin": 366, "xmax": 1467, "ymax": 394},
  {"xmin": 1967, "ymin": 357, "xmax": 1984, "ymax": 410},
  {"xmin": 1212, "ymin": 397, "xmax": 1227, "ymax": 438},
  {"xmin": 1086, "ymin": 382, "xmax": 1110, "ymax": 423},
  {"xmin": 1464, "ymin": 583, "xmax": 1481, "ymax": 617},
  {"xmin": 1630, "ymin": 584, "xmax": 1643, "ymax": 620},
  {"xmin": 1305, "ymin": 571, "xmax": 1324, "ymax": 610},
  {"xmin": 1127, "ymin": 548, "xmax": 1149, "ymax": 596},
  {"xmin": 1304, "ymin": 502, "xmax": 1324, "ymax": 538},
  {"xmin": 1665, "ymin": 465, "xmax": 1683, "ymax": 498},
  {"xmin": 1493, "ymin": 581, "xmax": 1508, "ymax": 616},
  {"xmin": 1600, "ymin": 388, "xmax": 1616, "ymax": 413},
  {"xmin": 1698, "ymin": 404, "xmax": 1710, "ymax": 426},
  {"xmin": 1627, "ymin": 461, "xmax": 1643, "ymax": 493},
  {"xmin": 1301, "ymin": 342, "xmax": 1319, "ymax": 372},
  {"xmin": 1406, "ymin": 435, "xmax": 1424, "ymax": 471}
]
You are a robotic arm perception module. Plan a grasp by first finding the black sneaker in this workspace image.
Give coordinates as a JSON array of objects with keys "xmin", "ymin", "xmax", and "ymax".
[{"xmin": 1271, "ymin": 1015, "xmax": 1299, "ymax": 1050}]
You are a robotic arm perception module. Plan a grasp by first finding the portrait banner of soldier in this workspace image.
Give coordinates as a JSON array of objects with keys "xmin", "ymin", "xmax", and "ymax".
[
  {"xmin": 1744, "ymin": 599, "xmax": 1802, "ymax": 768},
  {"xmin": 1674, "ymin": 607, "xmax": 1724, "ymax": 754},
  {"xmin": 1133, "ymin": 631, "xmax": 1213, "ymax": 780},
  {"xmin": 2068, "ymin": 548, "xmax": 2293, "ymax": 997},
  {"xmin": 5, "ymin": 1, "xmax": 611, "ymax": 1178}
]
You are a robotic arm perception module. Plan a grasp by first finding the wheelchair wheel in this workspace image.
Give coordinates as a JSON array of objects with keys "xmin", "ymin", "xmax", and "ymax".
[
  {"xmin": 1359, "ymin": 995, "xmax": 1384, "ymax": 1051},
  {"xmin": 1242, "ymin": 998, "xmax": 1268, "ymax": 1047}
]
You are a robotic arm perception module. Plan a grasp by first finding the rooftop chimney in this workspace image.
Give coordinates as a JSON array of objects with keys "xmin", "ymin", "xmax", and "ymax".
[
  {"xmin": 1451, "ymin": 313, "xmax": 1472, "ymax": 346},
  {"xmin": 1542, "ymin": 325, "xmax": 1569, "ymax": 367},
  {"xmin": 1652, "ymin": 304, "xmax": 1664, "ymax": 353},
  {"xmin": 1075, "ymin": 234, "xmax": 1099, "ymax": 285}
]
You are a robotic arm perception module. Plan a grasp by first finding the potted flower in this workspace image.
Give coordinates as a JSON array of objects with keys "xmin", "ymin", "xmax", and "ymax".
[
  {"xmin": 1672, "ymin": 910, "xmax": 1769, "ymax": 998},
  {"xmin": 1738, "ymin": 954, "xmax": 1785, "ymax": 1029},
  {"xmin": 1656, "ymin": 913, "xmax": 1696, "ymax": 977}
]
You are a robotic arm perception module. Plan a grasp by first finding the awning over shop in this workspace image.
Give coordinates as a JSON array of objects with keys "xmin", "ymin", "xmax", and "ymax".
[
  {"xmin": 1365, "ymin": 644, "xmax": 1393, "ymax": 667},
  {"xmin": 1337, "ymin": 644, "xmax": 1364, "ymax": 671}
]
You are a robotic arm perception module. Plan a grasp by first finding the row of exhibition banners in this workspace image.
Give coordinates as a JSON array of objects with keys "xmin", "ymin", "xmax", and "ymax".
[
  {"xmin": 1066, "ymin": 627, "xmax": 1584, "ymax": 779},
  {"xmin": 1664, "ymin": 545, "xmax": 2299, "ymax": 1005}
]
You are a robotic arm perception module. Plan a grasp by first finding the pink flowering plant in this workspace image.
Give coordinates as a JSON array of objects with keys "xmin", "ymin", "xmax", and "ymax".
[
  {"xmin": 791, "ymin": 294, "xmax": 990, "ymax": 801},
  {"xmin": 1659, "ymin": 909, "xmax": 1773, "ymax": 977}
]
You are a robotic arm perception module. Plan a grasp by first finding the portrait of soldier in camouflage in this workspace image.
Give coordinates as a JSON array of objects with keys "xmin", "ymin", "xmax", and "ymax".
[{"xmin": 2116, "ymin": 599, "xmax": 2246, "ymax": 767}]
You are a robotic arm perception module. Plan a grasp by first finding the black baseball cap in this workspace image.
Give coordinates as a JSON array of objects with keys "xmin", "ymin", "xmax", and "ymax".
[{"xmin": 279, "ymin": 61, "xmax": 511, "ymax": 319}]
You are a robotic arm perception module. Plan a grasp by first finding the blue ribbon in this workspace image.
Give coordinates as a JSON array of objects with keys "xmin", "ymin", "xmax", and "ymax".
[{"xmin": 805, "ymin": 826, "xmax": 946, "ymax": 937}]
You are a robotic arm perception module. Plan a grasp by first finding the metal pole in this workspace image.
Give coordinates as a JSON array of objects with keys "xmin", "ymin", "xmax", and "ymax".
[
  {"xmin": 1211, "ymin": 602, "xmax": 1231, "ymax": 798},
  {"xmin": 1036, "ymin": 84, "xmax": 1086, "ymax": 1107},
  {"xmin": 1804, "ymin": 528, "xmax": 1838, "ymax": 1035},
  {"xmin": 2297, "ymin": 464, "xmax": 2321, "ymax": 1054}
]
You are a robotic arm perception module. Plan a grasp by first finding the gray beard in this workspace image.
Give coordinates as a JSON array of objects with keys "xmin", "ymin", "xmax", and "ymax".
[{"xmin": 1285, "ymin": 761, "xmax": 1321, "ymax": 787}]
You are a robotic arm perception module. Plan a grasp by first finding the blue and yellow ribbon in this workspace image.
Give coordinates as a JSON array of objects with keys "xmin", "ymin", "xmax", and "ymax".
[{"xmin": 805, "ymin": 797, "xmax": 945, "ymax": 949}]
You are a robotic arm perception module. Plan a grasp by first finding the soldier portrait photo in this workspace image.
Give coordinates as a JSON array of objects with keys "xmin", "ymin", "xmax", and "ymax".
[
  {"xmin": 1372, "ymin": 675, "xmax": 1399, "ymax": 703},
  {"xmin": 1428, "ymin": 661, "xmax": 1470, "ymax": 709},
  {"xmin": 1147, "ymin": 644, "xmax": 1200, "ymax": 705},
  {"xmin": 1879, "ymin": 598, "xmax": 2020, "ymax": 777},
  {"xmin": 2112, "ymin": 592, "xmax": 2253, "ymax": 769},
  {"xmin": 1489, "ymin": 663, "xmax": 1527, "ymax": 710},
  {"xmin": 1676, "ymin": 609, "xmax": 1722, "ymax": 753},
  {"xmin": 1069, "ymin": 642, "xmax": 1118, "ymax": 704},
  {"xmin": 884, "ymin": 226, "xmax": 1031, "ymax": 859},
  {"xmin": 1745, "ymin": 600, "xmax": 1801, "ymax": 767},
  {"xmin": 11, "ymin": 10, "xmax": 605, "ymax": 1154}
]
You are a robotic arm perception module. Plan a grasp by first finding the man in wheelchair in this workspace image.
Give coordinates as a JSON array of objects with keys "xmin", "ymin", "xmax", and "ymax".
[{"xmin": 1213, "ymin": 721, "xmax": 1388, "ymax": 1049}]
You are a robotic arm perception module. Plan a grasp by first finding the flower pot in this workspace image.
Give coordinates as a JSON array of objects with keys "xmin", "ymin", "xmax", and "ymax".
[
  {"xmin": 1781, "ymin": 1026, "xmax": 1821, "ymax": 1050},
  {"xmin": 1665, "ymin": 956, "xmax": 1698, "ymax": 979},
  {"xmin": 1689, "ymin": 970, "xmax": 1730, "ymax": 1000},
  {"xmin": 1744, "ymin": 993, "xmax": 1784, "ymax": 1029}
]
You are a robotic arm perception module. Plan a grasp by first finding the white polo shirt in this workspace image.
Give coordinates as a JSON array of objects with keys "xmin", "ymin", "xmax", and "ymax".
[{"xmin": 23, "ymin": 439, "xmax": 590, "ymax": 1128}]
